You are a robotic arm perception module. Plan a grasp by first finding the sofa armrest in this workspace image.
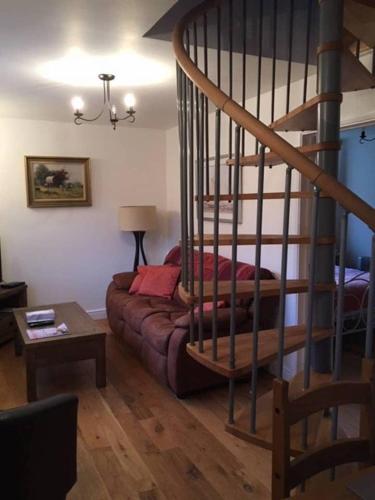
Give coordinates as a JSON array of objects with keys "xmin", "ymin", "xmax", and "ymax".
[{"xmin": 112, "ymin": 271, "xmax": 138, "ymax": 290}]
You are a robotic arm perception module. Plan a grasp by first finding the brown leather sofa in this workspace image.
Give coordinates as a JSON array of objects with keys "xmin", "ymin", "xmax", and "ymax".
[{"xmin": 106, "ymin": 246, "xmax": 278, "ymax": 397}]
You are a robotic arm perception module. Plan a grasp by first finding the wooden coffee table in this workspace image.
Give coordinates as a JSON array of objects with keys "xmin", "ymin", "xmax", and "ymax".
[{"xmin": 13, "ymin": 302, "xmax": 106, "ymax": 401}]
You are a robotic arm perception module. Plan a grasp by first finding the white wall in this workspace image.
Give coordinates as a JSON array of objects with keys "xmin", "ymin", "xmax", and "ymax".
[
  {"xmin": 1, "ymin": 76, "xmax": 373, "ymax": 325},
  {"xmin": 0, "ymin": 118, "xmax": 169, "ymax": 317}
]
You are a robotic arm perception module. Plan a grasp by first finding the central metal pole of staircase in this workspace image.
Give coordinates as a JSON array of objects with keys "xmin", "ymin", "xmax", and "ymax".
[{"xmin": 312, "ymin": 0, "xmax": 343, "ymax": 373}]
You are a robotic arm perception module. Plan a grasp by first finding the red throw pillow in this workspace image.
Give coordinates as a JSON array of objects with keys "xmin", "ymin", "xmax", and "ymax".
[
  {"xmin": 129, "ymin": 266, "xmax": 148, "ymax": 294},
  {"xmin": 137, "ymin": 265, "xmax": 181, "ymax": 299}
]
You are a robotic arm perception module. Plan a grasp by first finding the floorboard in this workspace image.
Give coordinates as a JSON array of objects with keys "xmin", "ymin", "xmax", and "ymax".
[{"xmin": 0, "ymin": 320, "xmax": 362, "ymax": 499}]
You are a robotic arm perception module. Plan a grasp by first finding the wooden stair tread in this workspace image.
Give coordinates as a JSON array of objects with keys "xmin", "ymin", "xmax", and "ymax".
[
  {"xmin": 186, "ymin": 325, "xmax": 333, "ymax": 379},
  {"xmin": 226, "ymin": 371, "xmax": 334, "ymax": 455},
  {"xmin": 344, "ymin": 0, "xmax": 375, "ymax": 48},
  {"xmin": 225, "ymin": 143, "xmax": 340, "ymax": 167},
  {"xmin": 270, "ymin": 94, "xmax": 342, "ymax": 132},
  {"xmin": 178, "ymin": 280, "xmax": 336, "ymax": 305},
  {"xmin": 189, "ymin": 234, "xmax": 334, "ymax": 246},
  {"xmin": 201, "ymin": 191, "xmax": 330, "ymax": 202},
  {"xmin": 271, "ymin": 53, "xmax": 374, "ymax": 132},
  {"xmin": 341, "ymin": 48, "xmax": 375, "ymax": 91}
]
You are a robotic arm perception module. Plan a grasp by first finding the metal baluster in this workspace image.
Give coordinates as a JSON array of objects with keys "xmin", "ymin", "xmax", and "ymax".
[
  {"xmin": 176, "ymin": 64, "xmax": 186, "ymax": 289},
  {"xmin": 277, "ymin": 166, "xmax": 293, "ymax": 378},
  {"xmin": 229, "ymin": 124, "xmax": 241, "ymax": 425},
  {"xmin": 241, "ymin": 0, "xmax": 247, "ymax": 157},
  {"xmin": 331, "ymin": 211, "xmax": 349, "ymax": 453},
  {"xmin": 197, "ymin": 92, "xmax": 205, "ymax": 353},
  {"xmin": 193, "ymin": 23, "xmax": 199, "ymax": 149},
  {"xmin": 271, "ymin": 0, "xmax": 278, "ymax": 124},
  {"xmin": 333, "ymin": 211, "xmax": 349, "ymax": 382},
  {"xmin": 250, "ymin": 145, "xmax": 266, "ymax": 434},
  {"xmin": 187, "ymin": 29, "xmax": 195, "ymax": 347},
  {"xmin": 365, "ymin": 234, "xmax": 375, "ymax": 358},
  {"xmin": 204, "ymin": 13, "xmax": 210, "ymax": 196},
  {"xmin": 228, "ymin": 0, "xmax": 233, "ymax": 196},
  {"xmin": 212, "ymin": 109, "xmax": 221, "ymax": 361},
  {"xmin": 217, "ymin": 5, "xmax": 221, "ymax": 90},
  {"xmin": 212, "ymin": 4, "xmax": 222, "ymax": 361},
  {"xmin": 255, "ymin": 0, "xmax": 263, "ymax": 154},
  {"xmin": 181, "ymin": 36, "xmax": 189, "ymax": 290},
  {"xmin": 176, "ymin": 63, "xmax": 182, "ymax": 163},
  {"xmin": 192, "ymin": 23, "xmax": 200, "ymax": 350},
  {"xmin": 303, "ymin": 0, "xmax": 313, "ymax": 103},
  {"xmin": 286, "ymin": 0, "xmax": 294, "ymax": 114},
  {"xmin": 302, "ymin": 187, "xmax": 320, "ymax": 449}
]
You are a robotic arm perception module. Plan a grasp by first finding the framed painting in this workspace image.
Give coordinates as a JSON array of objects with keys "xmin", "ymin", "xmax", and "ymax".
[
  {"xmin": 202, "ymin": 155, "xmax": 243, "ymax": 224},
  {"xmin": 25, "ymin": 156, "xmax": 91, "ymax": 208}
]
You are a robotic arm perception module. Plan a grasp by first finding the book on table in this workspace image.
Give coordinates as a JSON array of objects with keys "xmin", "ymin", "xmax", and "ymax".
[{"xmin": 26, "ymin": 309, "xmax": 55, "ymax": 327}]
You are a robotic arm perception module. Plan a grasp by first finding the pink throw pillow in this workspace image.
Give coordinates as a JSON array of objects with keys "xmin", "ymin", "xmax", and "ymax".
[
  {"xmin": 194, "ymin": 301, "xmax": 226, "ymax": 313},
  {"xmin": 138, "ymin": 265, "xmax": 181, "ymax": 299},
  {"xmin": 129, "ymin": 266, "xmax": 148, "ymax": 294}
]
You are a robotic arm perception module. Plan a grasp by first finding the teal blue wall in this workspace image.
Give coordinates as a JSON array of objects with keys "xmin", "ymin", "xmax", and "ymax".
[{"xmin": 338, "ymin": 125, "xmax": 375, "ymax": 268}]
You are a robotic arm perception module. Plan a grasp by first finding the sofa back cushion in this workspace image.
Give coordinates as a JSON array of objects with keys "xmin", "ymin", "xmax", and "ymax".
[{"xmin": 164, "ymin": 245, "xmax": 273, "ymax": 281}]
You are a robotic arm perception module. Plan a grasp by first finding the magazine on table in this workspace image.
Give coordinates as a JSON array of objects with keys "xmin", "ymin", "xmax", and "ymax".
[{"xmin": 26, "ymin": 323, "xmax": 69, "ymax": 340}]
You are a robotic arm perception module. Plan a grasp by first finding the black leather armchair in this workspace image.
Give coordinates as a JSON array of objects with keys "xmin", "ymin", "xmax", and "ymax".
[{"xmin": 0, "ymin": 394, "xmax": 78, "ymax": 500}]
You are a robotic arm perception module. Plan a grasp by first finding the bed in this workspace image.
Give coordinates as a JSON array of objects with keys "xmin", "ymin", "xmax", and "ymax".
[{"xmin": 335, "ymin": 266, "xmax": 371, "ymax": 336}]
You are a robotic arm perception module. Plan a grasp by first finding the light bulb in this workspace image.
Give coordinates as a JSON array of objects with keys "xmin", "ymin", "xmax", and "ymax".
[
  {"xmin": 124, "ymin": 93, "xmax": 136, "ymax": 109},
  {"xmin": 71, "ymin": 96, "xmax": 84, "ymax": 112},
  {"xmin": 111, "ymin": 105, "xmax": 117, "ymax": 115}
]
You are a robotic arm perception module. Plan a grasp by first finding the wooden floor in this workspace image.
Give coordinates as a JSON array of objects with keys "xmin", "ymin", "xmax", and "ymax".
[
  {"xmin": 0, "ymin": 321, "xmax": 363, "ymax": 500},
  {"xmin": 0, "ymin": 321, "xmax": 275, "ymax": 500}
]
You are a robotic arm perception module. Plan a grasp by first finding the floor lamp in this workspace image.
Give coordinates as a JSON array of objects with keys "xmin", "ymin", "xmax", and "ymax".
[{"xmin": 118, "ymin": 206, "xmax": 157, "ymax": 271}]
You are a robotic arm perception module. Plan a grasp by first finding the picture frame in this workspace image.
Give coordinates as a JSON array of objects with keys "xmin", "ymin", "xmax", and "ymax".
[
  {"xmin": 25, "ymin": 156, "xmax": 91, "ymax": 208},
  {"xmin": 202, "ymin": 155, "xmax": 243, "ymax": 224}
]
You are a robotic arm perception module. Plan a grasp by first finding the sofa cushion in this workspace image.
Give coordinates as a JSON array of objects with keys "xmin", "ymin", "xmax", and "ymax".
[
  {"xmin": 123, "ymin": 295, "xmax": 186, "ymax": 334},
  {"xmin": 141, "ymin": 310, "xmax": 186, "ymax": 355},
  {"xmin": 106, "ymin": 285, "xmax": 138, "ymax": 320},
  {"xmin": 164, "ymin": 245, "xmax": 265, "ymax": 281},
  {"xmin": 138, "ymin": 265, "xmax": 181, "ymax": 299}
]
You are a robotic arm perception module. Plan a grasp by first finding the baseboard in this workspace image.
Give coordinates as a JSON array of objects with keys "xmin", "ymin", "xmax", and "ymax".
[{"xmin": 87, "ymin": 308, "xmax": 107, "ymax": 320}]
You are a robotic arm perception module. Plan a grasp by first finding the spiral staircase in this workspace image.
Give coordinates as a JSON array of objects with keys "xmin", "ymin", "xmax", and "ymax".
[{"xmin": 173, "ymin": 0, "xmax": 375, "ymax": 454}]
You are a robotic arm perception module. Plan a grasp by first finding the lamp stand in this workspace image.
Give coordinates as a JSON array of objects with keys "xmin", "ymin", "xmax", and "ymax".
[{"xmin": 132, "ymin": 231, "xmax": 148, "ymax": 271}]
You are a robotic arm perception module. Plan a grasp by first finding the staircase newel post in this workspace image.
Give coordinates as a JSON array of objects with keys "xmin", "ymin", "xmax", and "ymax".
[{"xmin": 312, "ymin": 0, "xmax": 343, "ymax": 373}]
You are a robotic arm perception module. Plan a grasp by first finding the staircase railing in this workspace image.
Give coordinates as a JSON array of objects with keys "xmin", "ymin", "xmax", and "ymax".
[
  {"xmin": 173, "ymin": 0, "xmax": 375, "ymax": 450},
  {"xmin": 173, "ymin": 0, "xmax": 375, "ymax": 229}
]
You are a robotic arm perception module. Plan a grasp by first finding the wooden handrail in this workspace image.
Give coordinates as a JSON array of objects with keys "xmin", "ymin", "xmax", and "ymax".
[{"xmin": 172, "ymin": 0, "xmax": 375, "ymax": 231}]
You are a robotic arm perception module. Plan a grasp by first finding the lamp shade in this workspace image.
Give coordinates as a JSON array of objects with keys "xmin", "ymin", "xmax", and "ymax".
[{"xmin": 118, "ymin": 205, "xmax": 157, "ymax": 232}]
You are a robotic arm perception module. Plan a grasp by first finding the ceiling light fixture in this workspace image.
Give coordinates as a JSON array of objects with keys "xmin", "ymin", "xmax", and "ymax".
[
  {"xmin": 71, "ymin": 74, "xmax": 136, "ymax": 130},
  {"xmin": 38, "ymin": 49, "xmax": 171, "ymax": 87}
]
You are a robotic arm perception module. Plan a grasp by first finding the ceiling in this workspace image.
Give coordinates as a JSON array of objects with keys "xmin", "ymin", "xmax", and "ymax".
[
  {"xmin": 0, "ymin": 0, "xmax": 318, "ymax": 131},
  {"xmin": 0, "ymin": 0, "xmax": 178, "ymax": 130}
]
